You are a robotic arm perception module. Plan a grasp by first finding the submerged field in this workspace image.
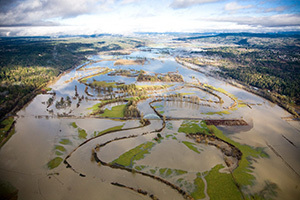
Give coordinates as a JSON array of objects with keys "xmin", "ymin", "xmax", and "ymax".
[{"xmin": 0, "ymin": 36, "xmax": 299, "ymax": 200}]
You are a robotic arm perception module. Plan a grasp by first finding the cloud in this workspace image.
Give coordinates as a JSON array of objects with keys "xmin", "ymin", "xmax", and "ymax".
[
  {"xmin": 0, "ymin": 0, "xmax": 106, "ymax": 27},
  {"xmin": 263, "ymin": 6, "xmax": 287, "ymax": 13},
  {"xmin": 205, "ymin": 14, "xmax": 300, "ymax": 28},
  {"xmin": 170, "ymin": 0, "xmax": 220, "ymax": 9},
  {"xmin": 224, "ymin": 2, "xmax": 253, "ymax": 11}
]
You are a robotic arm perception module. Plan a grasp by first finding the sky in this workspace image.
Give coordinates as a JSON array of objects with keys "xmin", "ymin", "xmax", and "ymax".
[{"xmin": 0, "ymin": 0, "xmax": 299, "ymax": 36}]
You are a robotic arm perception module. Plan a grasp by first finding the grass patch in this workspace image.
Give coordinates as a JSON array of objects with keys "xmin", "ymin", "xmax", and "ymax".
[
  {"xmin": 158, "ymin": 168, "xmax": 187, "ymax": 178},
  {"xmin": 153, "ymin": 105, "xmax": 163, "ymax": 109},
  {"xmin": 89, "ymin": 80, "xmax": 117, "ymax": 88},
  {"xmin": 135, "ymin": 165, "xmax": 146, "ymax": 171},
  {"xmin": 191, "ymin": 173, "xmax": 205, "ymax": 200},
  {"xmin": 47, "ymin": 157, "xmax": 63, "ymax": 169},
  {"xmin": 0, "ymin": 117, "xmax": 15, "ymax": 146},
  {"xmin": 0, "ymin": 117, "xmax": 14, "ymax": 133},
  {"xmin": 78, "ymin": 128, "xmax": 87, "ymax": 139},
  {"xmin": 182, "ymin": 141, "xmax": 201, "ymax": 154},
  {"xmin": 80, "ymin": 68, "xmax": 112, "ymax": 83},
  {"xmin": 111, "ymin": 142, "xmax": 154, "ymax": 167},
  {"xmin": 203, "ymin": 110, "xmax": 231, "ymax": 115},
  {"xmin": 59, "ymin": 139, "xmax": 72, "ymax": 145},
  {"xmin": 95, "ymin": 124, "xmax": 124, "ymax": 136},
  {"xmin": 174, "ymin": 169, "xmax": 187, "ymax": 176},
  {"xmin": 55, "ymin": 151, "xmax": 64, "ymax": 156},
  {"xmin": 159, "ymin": 168, "xmax": 167, "ymax": 176},
  {"xmin": 100, "ymin": 104, "xmax": 126, "ymax": 118},
  {"xmin": 136, "ymin": 84, "xmax": 173, "ymax": 90},
  {"xmin": 150, "ymin": 168, "xmax": 157, "ymax": 174},
  {"xmin": 178, "ymin": 120, "xmax": 209, "ymax": 135},
  {"xmin": 70, "ymin": 122, "xmax": 78, "ymax": 128},
  {"xmin": 206, "ymin": 164, "xmax": 242, "ymax": 200},
  {"xmin": 177, "ymin": 92, "xmax": 195, "ymax": 96},
  {"xmin": 209, "ymin": 125, "xmax": 269, "ymax": 187},
  {"xmin": 55, "ymin": 145, "xmax": 66, "ymax": 152}
]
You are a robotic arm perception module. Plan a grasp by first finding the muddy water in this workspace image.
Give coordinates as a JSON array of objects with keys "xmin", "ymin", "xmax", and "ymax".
[{"xmin": 0, "ymin": 47, "xmax": 299, "ymax": 200}]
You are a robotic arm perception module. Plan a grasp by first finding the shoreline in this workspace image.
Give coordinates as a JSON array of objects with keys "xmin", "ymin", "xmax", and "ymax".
[{"xmin": 175, "ymin": 57, "xmax": 299, "ymax": 118}]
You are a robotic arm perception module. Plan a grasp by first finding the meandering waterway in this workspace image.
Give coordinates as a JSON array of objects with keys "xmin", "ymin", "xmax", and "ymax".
[{"xmin": 0, "ymin": 46, "xmax": 299, "ymax": 200}]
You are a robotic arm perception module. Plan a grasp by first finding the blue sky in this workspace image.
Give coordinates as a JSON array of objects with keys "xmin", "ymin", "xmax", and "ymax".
[{"xmin": 0, "ymin": 0, "xmax": 299, "ymax": 36}]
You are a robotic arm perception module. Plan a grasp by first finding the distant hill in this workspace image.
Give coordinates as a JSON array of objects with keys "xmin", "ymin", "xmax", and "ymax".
[{"xmin": 174, "ymin": 32, "xmax": 300, "ymax": 41}]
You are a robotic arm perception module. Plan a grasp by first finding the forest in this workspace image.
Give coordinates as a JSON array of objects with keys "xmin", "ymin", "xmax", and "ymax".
[
  {"xmin": 206, "ymin": 46, "xmax": 300, "ymax": 105},
  {"xmin": 0, "ymin": 36, "xmax": 144, "ymax": 120}
]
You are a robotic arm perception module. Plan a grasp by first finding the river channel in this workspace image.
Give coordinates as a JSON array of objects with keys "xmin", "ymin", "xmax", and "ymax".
[{"xmin": 0, "ymin": 46, "xmax": 299, "ymax": 200}]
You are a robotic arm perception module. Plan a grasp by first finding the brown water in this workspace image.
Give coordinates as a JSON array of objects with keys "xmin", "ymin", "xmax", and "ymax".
[{"xmin": 0, "ymin": 46, "xmax": 299, "ymax": 200}]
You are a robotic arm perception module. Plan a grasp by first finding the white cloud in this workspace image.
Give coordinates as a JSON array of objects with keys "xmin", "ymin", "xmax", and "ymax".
[
  {"xmin": 224, "ymin": 2, "xmax": 253, "ymax": 11},
  {"xmin": 170, "ymin": 0, "xmax": 220, "ymax": 9},
  {"xmin": 204, "ymin": 14, "xmax": 300, "ymax": 27},
  {"xmin": 0, "ymin": 0, "xmax": 109, "ymax": 26}
]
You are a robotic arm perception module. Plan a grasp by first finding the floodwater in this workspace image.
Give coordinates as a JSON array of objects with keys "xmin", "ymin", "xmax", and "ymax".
[{"xmin": 0, "ymin": 45, "xmax": 299, "ymax": 200}]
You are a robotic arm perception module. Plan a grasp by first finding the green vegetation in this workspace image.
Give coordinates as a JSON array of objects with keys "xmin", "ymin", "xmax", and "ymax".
[
  {"xmin": 70, "ymin": 122, "xmax": 78, "ymax": 129},
  {"xmin": 79, "ymin": 68, "xmax": 112, "ymax": 83},
  {"xmin": 182, "ymin": 141, "xmax": 201, "ymax": 154},
  {"xmin": 55, "ymin": 151, "xmax": 64, "ymax": 156},
  {"xmin": 174, "ymin": 169, "xmax": 188, "ymax": 176},
  {"xmin": 135, "ymin": 165, "xmax": 146, "ymax": 171},
  {"xmin": 191, "ymin": 173, "xmax": 205, "ymax": 199},
  {"xmin": 100, "ymin": 104, "xmax": 126, "ymax": 118},
  {"xmin": 178, "ymin": 120, "xmax": 209, "ymax": 135},
  {"xmin": 95, "ymin": 124, "xmax": 125, "ymax": 136},
  {"xmin": 85, "ymin": 79, "xmax": 116, "ymax": 89},
  {"xmin": 0, "ymin": 66, "xmax": 59, "ymax": 118},
  {"xmin": 158, "ymin": 168, "xmax": 187, "ymax": 178},
  {"xmin": 137, "ymin": 71, "xmax": 184, "ymax": 82},
  {"xmin": 159, "ymin": 168, "xmax": 167, "ymax": 176},
  {"xmin": 55, "ymin": 145, "xmax": 66, "ymax": 152},
  {"xmin": 47, "ymin": 157, "xmax": 63, "ymax": 169},
  {"xmin": 78, "ymin": 128, "xmax": 87, "ymax": 139},
  {"xmin": 206, "ymin": 164, "xmax": 242, "ymax": 200},
  {"xmin": 0, "ymin": 117, "xmax": 15, "ymax": 147},
  {"xmin": 202, "ymin": 110, "xmax": 231, "ymax": 115},
  {"xmin": 150, "ymin": 169, "xmax": 157, "ymax": 174},
  {"xmin": 59, "ymin": 139, "xmax": 72, "ymax": 145},
  {"xmin": 193, "ymin": 39, "xmax": 300, "ymax": 114},
  {"xmin": 0, "ymin": 36, "xmax": 144, "ymax": 120},
  {"xmin": 111, "ymin": 142, "xmax": 154, "ymax": 167},
  {"xmin": 136, "ymin": 84, "xmax": 173, "ymax": 90},
  {"xmin": 153, "ymin": 105, "xmax": 163, "ymax": 109},
  {"xmin": 209, "ymin": 125, "xmax": 268, "ymax": 187}
]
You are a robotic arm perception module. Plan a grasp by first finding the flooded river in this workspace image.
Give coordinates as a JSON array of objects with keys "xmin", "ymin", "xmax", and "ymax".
[{"xmin": 0, "ymin": 46, "xmax": 299, "ymax": 200}]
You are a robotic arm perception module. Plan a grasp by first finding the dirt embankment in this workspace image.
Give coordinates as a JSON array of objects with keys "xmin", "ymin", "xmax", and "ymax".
[
  {"xmin": 187, "ymin": 133, "xmax": 242, "ymax": 172},
  {"xmin": 204, "ymin": 119, "xmax": 248, "ymax": 126},
  {"xmin": 114, "ymin": 59, "xmax": 146, "ymax": 66}
]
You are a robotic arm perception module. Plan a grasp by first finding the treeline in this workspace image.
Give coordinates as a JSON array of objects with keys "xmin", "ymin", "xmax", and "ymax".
[
  {"xmin": 0, "ymin": 66, "xmax": 59, "ymax": 118},
  {"xmin": 203, "ymin": 46, "xmax": 300, "ymax": 105},
  {"xmin": 220, "ymin": 66, "xmax": 300, "ymax": 102},
  {"xmin": 0, "ymin": 38, "xmax": 98, "ymax": 71},
  {"xmin": 137, "ymin": 72, "xmax": 184, "ymax": 82}
]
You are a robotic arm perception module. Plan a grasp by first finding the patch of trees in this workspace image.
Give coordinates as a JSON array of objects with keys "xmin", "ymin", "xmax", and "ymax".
[
  {"xmin": 124, "ymin": 99, "xmax": 140, "ymax": 118},
  {"xmin": 203, "ymin": 46, "xmax": 300, "ymax": 105},
  {"xmin": 220, "ymin": 66, "xmax": 300, "ymax": 104},
  {"xmin": 137, "ymin": 71, "xmax": 184, "ymax": 82},
  {"xmin": 0, "ymin": 66, "xmax": 58, "ymax": 118},
  {"xmin": 55, "ymin": 96, "xmax": 72, "ymax": 109}
]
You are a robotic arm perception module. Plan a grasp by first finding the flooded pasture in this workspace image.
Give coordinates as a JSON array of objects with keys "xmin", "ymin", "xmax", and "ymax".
[{"xmin": 0, "ymin": 46, "xmax": 299, "ymax": 200}]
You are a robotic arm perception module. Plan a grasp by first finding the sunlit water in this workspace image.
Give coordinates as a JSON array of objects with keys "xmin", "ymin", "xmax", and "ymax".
[{"xmin": 0, "ymin": 47, "xmax": 299, "ymax": 200}]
